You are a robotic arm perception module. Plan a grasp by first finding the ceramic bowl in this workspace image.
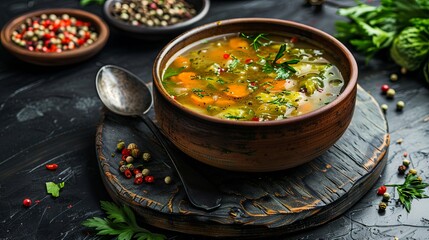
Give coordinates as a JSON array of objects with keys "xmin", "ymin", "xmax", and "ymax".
[
  {"xmin": 152, "ymin": 18, "xmax": 358, "ymax": 172},
  {"xmin": 1, "ymin": 8, "xmax": 109, "ymax": 66},
  {"xmin": 103, "ymin": 0, "xmax": 209, "ymax": 40}
]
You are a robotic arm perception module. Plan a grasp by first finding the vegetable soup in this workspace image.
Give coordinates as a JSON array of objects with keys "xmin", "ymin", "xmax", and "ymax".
[{"xmin": 162, "ymin": 33, "xmax": 345, "ymax": 121}]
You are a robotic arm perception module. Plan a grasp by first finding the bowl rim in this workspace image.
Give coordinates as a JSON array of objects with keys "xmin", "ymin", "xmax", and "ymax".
[
  {"xmin": 153, "ymin": 18, "xmax": 358, "ymax": 126},
  {"xmin": 103, "ymin": 0, "xmax": 210, "ymax": 33},
  {"xmin": 0, "ymin": 8, "xmax": 109, "ymax": 59}
]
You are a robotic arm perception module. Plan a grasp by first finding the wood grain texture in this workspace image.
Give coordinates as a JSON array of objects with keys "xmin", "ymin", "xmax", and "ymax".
[{"xmin": 95, "ymin": 85, "xmax": 389, "ymax": 237}]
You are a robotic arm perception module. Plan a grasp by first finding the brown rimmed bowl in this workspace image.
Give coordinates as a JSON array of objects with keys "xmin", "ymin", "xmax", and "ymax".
[
  {"xmin": 103, "ymin": 0, "xmax": 209, "ymax": 40},
  {"xmin": 1, "ymin": 8, "xmax": 109, "ymax": 66},
  {"xmin": 153, "ymin": 18, "xmax": 358, "ymax": 172}
]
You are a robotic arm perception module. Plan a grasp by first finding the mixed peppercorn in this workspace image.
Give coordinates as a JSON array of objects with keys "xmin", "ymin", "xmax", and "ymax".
[
  {"xmin": 11, "ymin": 13, "xmax": 98, "ymax": 52},
  {"xmin": 111, "ymin": 0, "xmax": 197, "ymax": 27},
  {"xmin": 116, "ymin": 140, "xmax": 171, "ymax": 186}
]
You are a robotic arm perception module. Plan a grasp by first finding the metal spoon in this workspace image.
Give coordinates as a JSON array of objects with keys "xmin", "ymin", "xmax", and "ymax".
[{"xmin": 95, "ymin": 65, "xmax": 222, "ymax": 211}]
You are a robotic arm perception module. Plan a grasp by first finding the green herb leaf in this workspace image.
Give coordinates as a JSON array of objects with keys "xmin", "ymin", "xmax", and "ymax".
[
  {"xmin": 240, "ymin": 33, "xmax": 272, "ymax": 51},
  {"xmin": 386, "ymin": 174, "xmax": 429, "ymax": 212},
  {"xmin": 82, "ymin": 201, "xmax": 166, "ymax": 239},
  {"xmin": 46, "ymin": 181, "xmax": 65, "ymax": 197},
  {"xmin": 227, "ymin": 56, "xmax": 239, "ymax": 72},
  {"xmin": 273, "ymin": 44, "xmax": 286, "ymax": 64},
  {"xmin": 191, "ymin": 88, "xmax": 208, "ymax": 98},
  {"xmin": 163, "ymin": 67, "xmax": 185, "ymax": 80}
]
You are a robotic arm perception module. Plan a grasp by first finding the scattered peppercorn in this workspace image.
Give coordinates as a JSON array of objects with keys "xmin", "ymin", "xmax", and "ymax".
[
  {"xmin": 11, "ymin": 13, "xmax": 98, "ymax": 52},
  {"xmin": 133, "ymin": 168, "xmax": 141, "ymax": 175},
  {"xmin": 117, "ymin": 141, "xmax": 126, "ymax": 151},
  {"xmin": 45, "ymin": 163, "xmax": 58, "ymax": 171},
  {"xmin": 409, "ymin": 169, "xmax": 417, "ymax": 175},
  {"xmin": 164, "ymin": 176, "xmax": 172, "ymax": 184},
  {"xmin": 131, "ymin": 148, "xmax": 140, "ymax": 158},
  {"xmin": 396, "ymin": 101, "xmax": 405, "ymax": 110},
  {"xmin": 381, "ymin": 104, "xmax": 388, "ymax": 113},
  {"xmin": 122, "ymin": 148, "xmax": 131, "ymax": 156},
  {"xmin": 403, "ymin": 152, "xmax": 408, "ymax": 157},
  {"xmin": 144, "ymin": 175, "xmax": 154, "ymax": 183},
  {"xmin": 119, "ymin": 165, "xmax": 128, "ymax": 172},
  {"xmin": 378, "ymin": 202, "xmax": 387, "ymax": 211},
  {"xmin": 381, "ymin": 84, "xmax": 389, "ymax": 93},
  {"xmin": 377, "ymin": 185, "xmax": 387, "ymax": 195},
  {"xmin": 134, "ymin": 177, "xmax": 143, "ymax": 185},
  {"xmin": 126, "ymin": 163, "xmax": 134, "ymax": 171},
  {"xmin": 390, "ymin": 73, "xmax": 398, "ymax": 81},
  {"xmin": 110, "ymin": 0, "xmax": 197, "ymax": 27},
  {"xmin": 125, "ymin": 156, "xmax": 134, "ymax": 163},
  {"xmin": 127, "ymin": 143, "xmax": 138, "ymax": 150},
  {"xmin": 142, "ymin": 168, "xmax": 150, "ymax": 176},
  {"xmin": 135, "ymin": 172, "xmax": 143, "ymax": 178},
  {"xmin": 400, "ymin": 67, "xmax": 407, "ymax": 75},
  {"xmin": 382, "ymin": 192, "xmax": 391, "ymax": 202},
  {"xmin": 124, "ymin": 169, "xmax": 132, "ymax": 178},
  {"xmin": 402, "ymin": 159, "xmax": 410, "ymax": 167},
  {"xmin": 398, "ymin": 165, "xmax": 407, "ymax": 174},
  {"xmin": 386, "ymin": 88, "xmax": 396, "ymax": 98},
  {"xmin": 119, "ymin": 160, "xmax": 126, "ymax": 166},
  {"xmin": 142, "ymin": 152, "xmax": 151, "ymax": 161},
  {"xmin": 23, "ymin": 198, "xmax": 32, "ymax": 207}
]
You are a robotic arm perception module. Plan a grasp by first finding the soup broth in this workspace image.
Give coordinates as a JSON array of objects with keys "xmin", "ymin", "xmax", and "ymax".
[{"xmin": 162, "ymin": 33, "xmax": 345, "ymax": 121}]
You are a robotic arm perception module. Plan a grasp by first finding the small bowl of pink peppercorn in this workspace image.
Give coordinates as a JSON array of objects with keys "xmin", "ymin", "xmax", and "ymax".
[{"xmin": 1, "ymin": 8, "xmax": 109, "ymax": 66}]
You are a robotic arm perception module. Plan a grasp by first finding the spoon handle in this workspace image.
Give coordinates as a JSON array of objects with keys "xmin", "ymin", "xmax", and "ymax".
[{"xmin": 140, "ymin": 114, "xmax": 222, "ymax": 211}]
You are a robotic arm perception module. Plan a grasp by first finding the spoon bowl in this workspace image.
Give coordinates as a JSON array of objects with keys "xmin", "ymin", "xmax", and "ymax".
[
  {"xmin": 96, "ymin": 65, "xmax": 152, "ymax": 116},
  {"xmin": 96, "ymin": 65, "xmax": 222, "ymax": 211}
]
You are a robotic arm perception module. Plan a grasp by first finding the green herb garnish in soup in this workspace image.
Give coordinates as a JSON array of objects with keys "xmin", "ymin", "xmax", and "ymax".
[{"xmin": 162, "ymin": 33, "xmax": 345, "ymax": 121}]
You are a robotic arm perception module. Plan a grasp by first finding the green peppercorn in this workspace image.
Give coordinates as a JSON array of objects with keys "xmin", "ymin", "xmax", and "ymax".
[
  {"xmin": 117, "ymin": 141, "xmax": 126, "ymax": 151},
  {"xmin": 378, "ymin": 202, "xmax": 387, "ymax": 211},
  {"xmin": 131, "ymin": 148, "xmax": 140, "ymax": 158},
  {"xmin": 386, "ymin": 89, "xmax": 396, "ymax": 98},
  {"xmin": 416, "ymin": 176, "xmax": 423, "ymax": 183},
  {"xmin": 125, "ymin": 156, "xmax": 134, "ymax": 163},
  {"xmin": 409, "ymin": 168, "xmax": 417, "ymax": 175},
  {"xmin": 396, "ymin": 101, "xmax": 405, "ymax": 110},
  {"xmin": 390, "ymin": 73, "xmax": 398, "ymax": 81},
  {"xmin": 126, "ymin": 163, "xmax": 134, "ymax": 171},
  {"xmin": 381, "ymin": 104, "xmax": 388, "ymax": 113},
  {"xmin": 382, "ymin": 192, "xmax": 391, "ymax": 202},
  {"xmin": 164, "ymin": 176, "xmax": 172, "ymax": 184},
  {"xmin": 402, "ymin": 159, "xmax": 410, "ymax": 167},
  {"xmin": 398, "ymin": 165, "xmax": 407, "ymax": 174},
  {"xmin": 142, "ymin": 168, "xmax": 150, "ymax": 176},
  {"xmin": 142, "ymin": 152, "xmax": 151, "ymax": 161}
]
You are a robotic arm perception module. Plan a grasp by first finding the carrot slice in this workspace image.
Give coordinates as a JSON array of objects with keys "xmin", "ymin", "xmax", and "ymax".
[
  {"xmin": 260, "ymin": 78, "xmax": 286, "ymax": 92},
  {"xmin": 298, "ymin": 102, "xmax": 313, "ymax": 114},
  {"xmin": 229, "ymin": 37, "xmax": 249, "ymax": 50},
  {"xmin": 223, "ymin": 84, "xmax": 250, "ymax": 98},
  {"xmin": 173, "ymin": 56, "xmax": 190, "ymax": 68},
  {"xmin": 175, "ymin": 72, "xmax": 201, "ymax": 88},
  {"xmin": 190, "ymin": 94, "xmax": 214, "ymax": 107}
]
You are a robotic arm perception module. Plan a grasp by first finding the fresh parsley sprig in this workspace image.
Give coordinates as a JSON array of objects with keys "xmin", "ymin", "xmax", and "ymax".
[
  {"xmin": 262, "ymin": 44, "xmax": 299, "ymax": 79},
  {"xmin": 82, "ymin": 201, "xmax": 166, "ymax": 240},
  {"xmin": 240, "ymin": 33, "xmax": 272, "ymax": 51},
  {"xmin": 385, "ymin": 174, "xmax": 429, "ymax": 213}
]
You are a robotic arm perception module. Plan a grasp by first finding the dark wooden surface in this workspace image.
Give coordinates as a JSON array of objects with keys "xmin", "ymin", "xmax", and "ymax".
[
  {"xmin": 96, "ymin": 86, "xmax": 389, "ymax": 237},
  {"xmin": 1, "ymin": 0, "xmax": 429, "ymax": 239}
]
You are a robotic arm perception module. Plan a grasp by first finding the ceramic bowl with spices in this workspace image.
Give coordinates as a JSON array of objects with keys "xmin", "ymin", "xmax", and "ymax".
[
  {"xmin": 1, "ymin": 8, "xmax": 109, "ymax": 66},
  {"xmin": 153, "ymin": 18, "xmax": 358, "ymax": 172},
  {"xmin": 103, "ymin": 0, "xmax": 209, "ymax": 40}
]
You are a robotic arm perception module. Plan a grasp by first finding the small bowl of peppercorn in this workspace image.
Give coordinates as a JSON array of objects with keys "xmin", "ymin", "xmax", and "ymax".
[
  {"xmin": 103, "ymin": 0, "xmax": 209, "ymax": 40},
  {"xmin": 0, "ymin": 8, "xmax": 109, "ymax": 66}
]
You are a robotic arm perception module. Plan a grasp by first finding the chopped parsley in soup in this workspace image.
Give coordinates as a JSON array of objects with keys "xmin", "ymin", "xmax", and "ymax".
[{"xmin": 162, "ymin": 33, "xmax": 345, "ymax": 121}]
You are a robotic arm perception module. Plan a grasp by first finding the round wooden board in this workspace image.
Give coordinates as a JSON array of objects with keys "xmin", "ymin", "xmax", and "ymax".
[{"xmin": 95, "ymin": 85, "xmax": 389, "ymax": 238}]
